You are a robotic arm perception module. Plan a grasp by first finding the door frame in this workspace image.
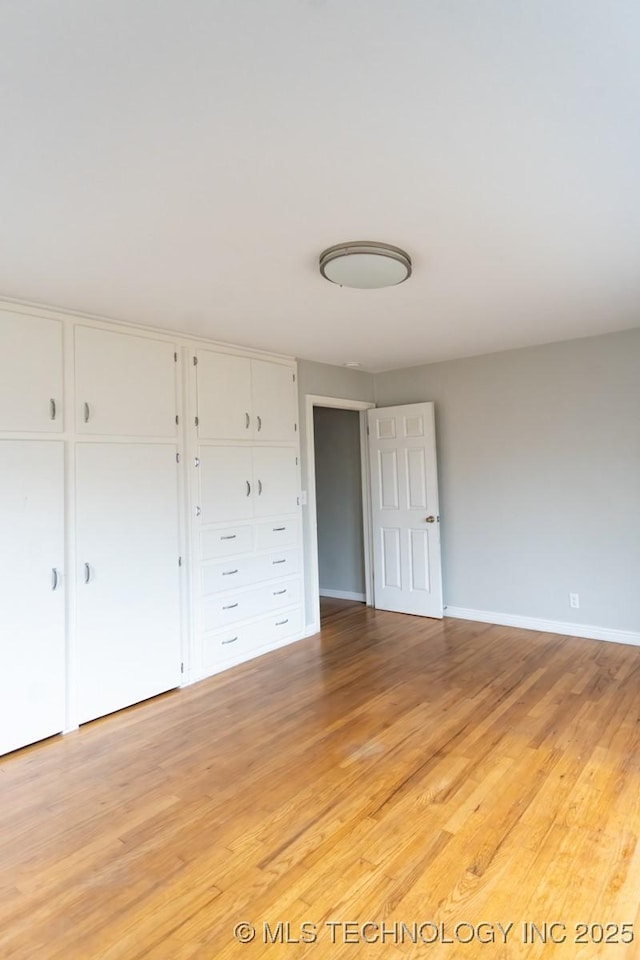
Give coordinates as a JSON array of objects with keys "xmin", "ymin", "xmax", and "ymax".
[{"xmin": 305, "ymin": 395, "xmax": 375, "ymax": 633}]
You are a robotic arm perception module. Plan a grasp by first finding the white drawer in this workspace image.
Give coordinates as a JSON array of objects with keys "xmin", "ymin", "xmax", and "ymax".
[
  {"xmin": 201, "ymin": 524, "xmax": 253, "ymax": 560},
  {"xmin": 201, "ymin": 556, "xmax": 258, "ymax": 594},
  {"xmin": 202, "ymin": 578, "xmax": 301, "ymax": 631},
  {"xmin": 203, "ymin": 607, "xmax": 302, "ymax": 669},
  {"xmin": 254, "ymin": 548, "xmax": 300, "ymax": 582},
  {"xmin": 255, "ymin": 519, "xmax": 299, "ymax": 551}
]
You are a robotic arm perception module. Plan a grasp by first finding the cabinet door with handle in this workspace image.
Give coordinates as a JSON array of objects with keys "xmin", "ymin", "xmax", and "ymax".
[
  {"xmin": 0, "ymin": 311, "xmax": 63, "ymax": 432},
  {"xmin": 251, "ymin": 359, "xmax": 297, "ymax": 442},
  {"xmin": 75, "ymin": 443, "xmax": 181, "ymax": 724},
  {"xmin": 0, "ymin": 440, "xmax": 65, "ymax": 756},
  {"xmin": 75, "ymin": 326, "xmax": 178, "ymax": 437},
  {"xmin": 252, "ymin": 447, "xmax": 299, "ymax": 517},
  {"xmin": 196, "ymin": 351, "xmax": 253, "ymax": 440},
  {"xmin": 199, "ymin": 446, "xmax": 254, "ymax": 524}
]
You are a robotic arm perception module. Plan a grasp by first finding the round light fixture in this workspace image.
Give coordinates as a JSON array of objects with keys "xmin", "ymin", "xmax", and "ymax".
[{"xmin": 319, "ymin": 241, "xmax": 411, "ymax": 289}]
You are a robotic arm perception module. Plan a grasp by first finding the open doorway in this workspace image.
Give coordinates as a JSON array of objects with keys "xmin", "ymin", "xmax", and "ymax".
[{"xmin": 305, "ymin": 395, "xmax": 374, "ymax": 630}]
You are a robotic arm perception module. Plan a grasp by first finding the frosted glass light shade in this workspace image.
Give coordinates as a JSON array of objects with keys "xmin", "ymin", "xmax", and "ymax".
[{"xmin": 319, "ymin": 242, "xmax": 411, "ymax": 289}]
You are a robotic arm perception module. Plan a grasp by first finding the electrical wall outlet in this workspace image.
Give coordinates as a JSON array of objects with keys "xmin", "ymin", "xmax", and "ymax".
[{"xmin": 569, "ymin": 593, "xmax": 580, "ymax": 609}]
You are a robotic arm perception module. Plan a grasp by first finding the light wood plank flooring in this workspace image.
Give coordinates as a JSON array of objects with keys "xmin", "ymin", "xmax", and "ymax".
[{"xmin": 1, "ymin": 608, "xmax": 640, "ymax": 959}]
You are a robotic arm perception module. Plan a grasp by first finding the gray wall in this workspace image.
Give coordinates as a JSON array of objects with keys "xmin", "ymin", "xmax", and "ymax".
[
  {"xmin": 297, "ymin": 360, "xmax": 374, "ymax": 630},
  {"xmin": 374, "ymin": 327, "xmax": 640, "ymax": 632},
  {"xmin": 313, "ymin": 407, "xmax": 365, "ymax": 598}
]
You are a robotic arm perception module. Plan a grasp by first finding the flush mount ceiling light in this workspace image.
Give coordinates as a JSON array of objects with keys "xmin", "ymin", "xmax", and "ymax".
[{"xmin": 319, "ymin": 241, "xmax": 412, "ymax": 289}]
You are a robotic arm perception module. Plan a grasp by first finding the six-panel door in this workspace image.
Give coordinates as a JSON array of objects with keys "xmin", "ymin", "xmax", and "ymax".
[
  {"xmin": 75, "ymin": 443, "xmax": 182, "ymax": 724},
  {"xmin": 0, "ymin": 311, "xmax": 64, "ymax": 432},
  {"xmin": 0, "ymin": 440, "xmax": 66, "ymax": 755}
]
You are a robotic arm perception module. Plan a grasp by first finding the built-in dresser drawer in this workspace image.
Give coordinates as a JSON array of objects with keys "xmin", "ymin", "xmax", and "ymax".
[
  {"xmin": 202, "ymin": 578, "xmax": 301, "ymax": 631},
  {"xmin": 202, "ymin": 607, "xmax": 302, "ymax": 669},
  {"xmin": 255, "ymin": 519, "xmax": 299, "ymax": 551},
  {"xmin": 201, "ymin": 524, "xmax": 253, "ymax": 560}
]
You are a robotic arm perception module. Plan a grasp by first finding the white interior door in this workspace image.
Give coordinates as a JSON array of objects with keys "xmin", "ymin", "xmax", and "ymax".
[
  {"xmin": 251, "ymin": 359, "xmax": 297, "ymax": 441},
  {"xmin": 0, "ymin": 441, "xmax": 65, "ymax": 755},
  {"xmin": 0, "ymin": 311, "xmax": 63, "ymax": 432},
  {"xmin": 75, "ymin": 326, "xmax": 178, "ymax": 437},
  {"xmin": 368, "ymin": 403, "xmax": 443, "ymax": 618},
  {"xmin": 76, "ymin": 443, "xmax": 181, "ymax": 724}
]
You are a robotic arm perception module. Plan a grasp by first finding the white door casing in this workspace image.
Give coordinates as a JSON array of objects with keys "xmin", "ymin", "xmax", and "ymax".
[
  {"xmin": 75, "ymin": 443, "xmax": 182, "ymax": 724},
  {"xmin": 368, "ymin": 403, "xmax": 443, "ymax": 618},
  {"xmin": 0, "ymin": 440, "xmax": 66, "ymax": 755}
]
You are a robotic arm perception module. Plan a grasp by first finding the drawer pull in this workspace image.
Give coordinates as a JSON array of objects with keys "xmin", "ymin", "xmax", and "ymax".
[
  {"xmin": 272, "ymin": 559, "xmax": 286, "ymax": 565},
  {"xmin": 221, "ymin": 636, "xmax": 238, "ymax": 645},
  {"xmin": 273, "ymin": 526, "xmax": 286, "ymax": 531},
  {"xmin": 220, "ymin": 534, "xmax": 237, "ymax": 541},
  {"xmin": 223, "ymin": 602, "xmax": 239, "ymax": 610},
  {"xmin": 273, "ymin": 589, "xmax": 287, "ymax": 596},
  {"xmin": 222, "ymin": 569, "xmax": 238, "ymax": 576},
  {"xmin": 275, "ymin": 619, "xmax": 289, "ymax": 626}
]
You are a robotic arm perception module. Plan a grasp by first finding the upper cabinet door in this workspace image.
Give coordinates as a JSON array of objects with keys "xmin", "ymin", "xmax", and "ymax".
[
  {"xmin": 251, "ymin": 360, "xmax": 297, "ymax": 442},
  {"xmin": 75, "ymin": 326, "xmax": 177, "ymax": 437},
  {"xmin": 0, "ymin": 311, "xmax": 63, "ymax": 432},
  {"xmin": 196, "ymin": 351, "xmax": 253, "ymax": 440}
]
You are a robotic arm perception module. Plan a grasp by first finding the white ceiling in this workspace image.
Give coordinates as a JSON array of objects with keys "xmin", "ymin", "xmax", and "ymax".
[{"xmin": 1, "ymin": 1, "xmax": 639, "ymax": 371}]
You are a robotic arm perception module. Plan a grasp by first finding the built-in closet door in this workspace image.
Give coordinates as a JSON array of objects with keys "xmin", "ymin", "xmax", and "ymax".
[
  {"xmin": 199, "ymin": 446, "xmax": 254, "ymax": 524},
  {"xmin": 196, "ymin": 351, "xmax": 253, "ymax": 440},
  {"xmin": 253, "ymin": 447, "xmax": 299, "ymax": 517},
  {"xmin": 251, "ymin": 360, "xmax": 297, "ymax": 442},
  {"xmin": 0, "ymin": 311, "xmax": 63, "ymax": 432},
  {"xmin": 75, "ymin": 443, "xmax": 181, "ymax": 724},
  {"xmin": 75, "ymin": 326, "xmax": 178, "ymax": 437},
  {"xmin": 0, "ymin": 441, "xmax": 65, "ymax": 756}
]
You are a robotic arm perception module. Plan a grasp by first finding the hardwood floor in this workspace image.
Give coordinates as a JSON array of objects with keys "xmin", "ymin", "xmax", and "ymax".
[{"xmin": 2, "ymin": 608, "xmax": 640, "ymax": 959}]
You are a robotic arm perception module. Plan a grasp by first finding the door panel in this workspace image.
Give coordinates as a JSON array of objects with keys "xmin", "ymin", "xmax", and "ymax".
[
  {"xmin": 196, "ymin": 351, "xmax": 253, "ymax": 440},
  {"xmin": 75, "ymin": 326, "xmax": 177, "ymax": 437},
  {"xmin": 368, "ymin": 403, "xmax": 443, "ymax": 617},
  {"xmin": 0, "ymin": 441, "xmax": 65, "ymax": 755},
  {"xmin": 0, "ymin": 311, "xmax": 63, "ymax": 432},
  {"xmin": 252, "ymin": 447, "xmax": 299, "ymax": 517},
  {"xmin": 76, "ymin": 443, "xmax": 181, "ymax": 724},
  {"xmin": 199, "ymin": 446, "xmax": 254, "ymax": 524},
  {"xmin": 251, "ymin": 360, "xmax": 297, "ymax": 442}
]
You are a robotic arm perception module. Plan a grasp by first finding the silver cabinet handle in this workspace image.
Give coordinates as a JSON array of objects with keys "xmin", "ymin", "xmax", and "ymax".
[
  {"xmin": 51, "ymin": 568, "xmax": 59, "ymax": 591},
  {"xmin": 83, "ymin": 402, "xmax": 90, "ymax": 423},
  {"xmin": 195, "ymin": 505, "xmax": 201, "ymax": 517},
  {"xmin": 194, "ymin": 456, "xmax": 200, "ymax": 467},
  {"xmin": 221, "ymin": 636, "xmax": 238, "ymax": 645},
  {"xmin": 222, "ymin": 602, "xmax": 239, "ymax": 610},
  {"xmin": 50, "ymin": 399, "xmax": 57, "ymax": 421},
  {"xmin": 256, "ymin": 415, "xmax": 262, "ymax": 432},
  {"xmin": 83, "ymin": 562, "xmax": 91, "ymax": 584},
  {"xmin": 273, "ymin": 589, "xmax": 287, "ymax": 596},
  {"xmin": 246, "ymin": 480, "xmax": 251, "ymax": 496},
  {"xmin": 273, "ymin": 526, "xmax": 286, "ymax": 531},
  {"xmin": 220, "ymin": 534, "xmax": 237, "ymax": 541},
  {"xmin": 222, "ymin": 568, "xmax": 238, "ymax": 576},
  {"xmin": 276, "ymin": 619, "xmax": 289, "ymax": 626},
  {"xmin": 258, "ymin": 479, "xmax": 263, "ymax": 495},
  {"xmin": 272, "ymin": 559, "xmax": 286, "ymax": 565},
  {"xmin": 245, "ymin": 412, "xmax": 250, "ymax": 429}
]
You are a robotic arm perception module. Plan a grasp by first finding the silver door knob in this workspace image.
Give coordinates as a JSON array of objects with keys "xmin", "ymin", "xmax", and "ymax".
[{"xmin": 425, "ymin": 515, "xmax": 436, "ymax": 523}]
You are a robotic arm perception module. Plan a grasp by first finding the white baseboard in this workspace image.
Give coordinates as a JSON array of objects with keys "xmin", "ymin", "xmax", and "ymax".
[
  {"xmin": 445, "ymin": 606, "xmax": 640, "ymax": 648},
  {"xmin": 319, "ymin": 589, "xmax": 366, "ymax": 602}
]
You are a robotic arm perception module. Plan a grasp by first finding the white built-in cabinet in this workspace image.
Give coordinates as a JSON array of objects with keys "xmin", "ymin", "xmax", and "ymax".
[
  {"xmin": 193, "ymin": 349, "xmax": 302, "ymax": 675},
  {"xmin": 75, "ymin": 443, "xmax": 181, "ymax": 723},
  {"xmin": 0, "ymin": 305, "xmax": 303, "ymax": 757},
  {"xmin": 196, "ymin": 350, "xmax": 297, "ymax": 441},
  {"xmin": 0, "ymin": 311, "xmax": 63, "ymax": 432},
  {"xmin": 0, "ymin": 440, "xmax": 66, "ymax": 755}
]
